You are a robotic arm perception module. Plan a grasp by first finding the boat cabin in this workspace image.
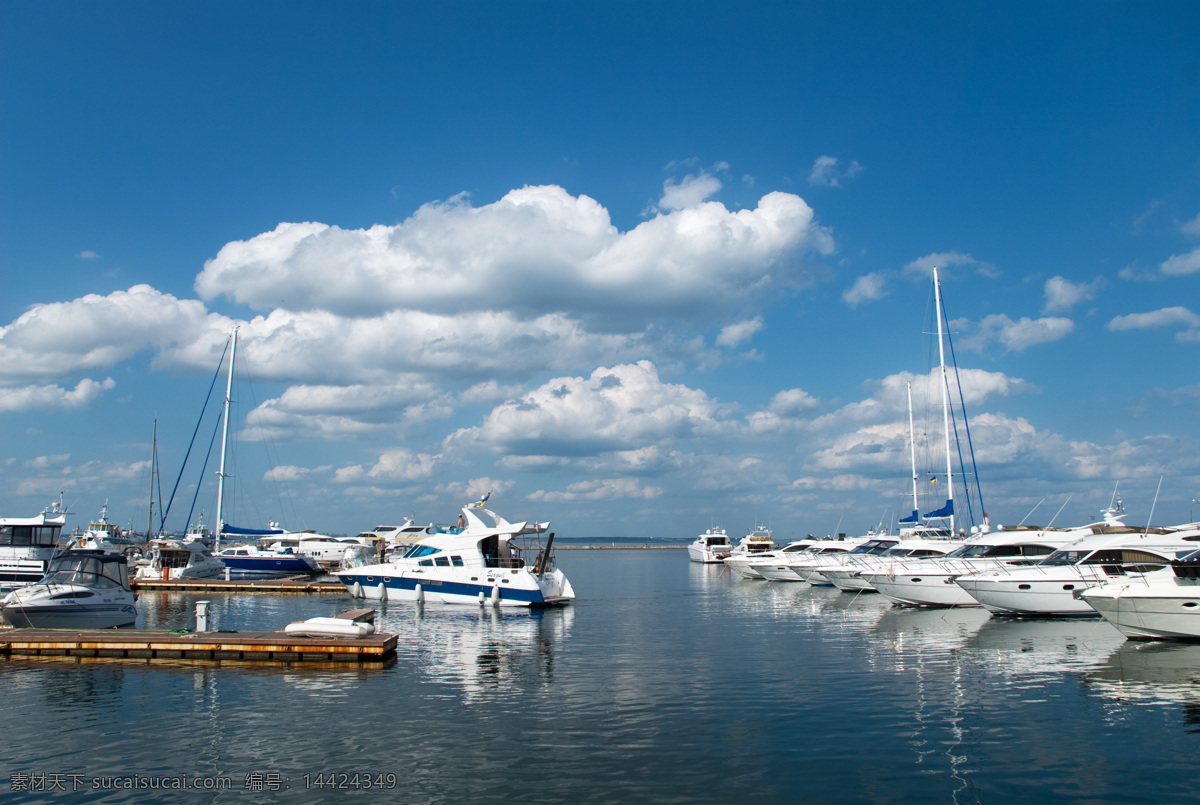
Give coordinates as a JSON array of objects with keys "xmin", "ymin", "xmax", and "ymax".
[{"xmin": 43, "ymin": 550, "xmax": 132, "ymax": 592}]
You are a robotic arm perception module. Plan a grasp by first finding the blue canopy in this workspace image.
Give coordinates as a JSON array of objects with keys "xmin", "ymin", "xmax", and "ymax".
[
  {"xmin": 221, "ymin": 524, "xmax": 286, "ymax": 536},
  {"xmin": 923, "ymin": 499, "xmax": 954, "ymax": 519},
  {"xmin": 898, "ymin": 509, "xmax": 921, "ymax": 523}
]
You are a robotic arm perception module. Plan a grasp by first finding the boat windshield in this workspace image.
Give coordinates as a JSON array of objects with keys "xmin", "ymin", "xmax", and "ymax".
[
  {"xmin": 851, "ymin": 540, "xmax": 898, "ymax": 554},
  {"xmin": 942, "ymin": 544, "xmax": 994, "ymax": 559},
  {"xmin": 44, "ymin": 554, "xmax": 129, "ymax": 589},
  {"xmin": 1040, "ymin": 550, "xmax": 1089, "ymax": 566},
  {"xmin": 403, "ymin": 544, "xmax": 441, "ymax": 559}
]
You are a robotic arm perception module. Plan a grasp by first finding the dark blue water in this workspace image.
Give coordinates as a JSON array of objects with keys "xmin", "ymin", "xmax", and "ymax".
[{"xmin": 2, "ymin": 550, "xmax": 1198, "ymax": 803}]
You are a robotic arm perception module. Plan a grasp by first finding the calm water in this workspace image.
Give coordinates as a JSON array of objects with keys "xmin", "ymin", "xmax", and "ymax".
[{"xmin": 3, "ymin": 550, "xmax": 1199, "ymax": 804}]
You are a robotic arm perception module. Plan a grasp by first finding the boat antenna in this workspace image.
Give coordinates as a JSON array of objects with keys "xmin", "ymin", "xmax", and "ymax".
[
  {"xmin": 1017, "ymin": 498, "xmax": 1044, "ymax": 526},
  {"xmin": 1046, "ymin": 496, "xmax": 1071, "ymax": 528},
  {"xmin": 1144, "ymin": 476, "xmax": 1163, "ymax": 537}
]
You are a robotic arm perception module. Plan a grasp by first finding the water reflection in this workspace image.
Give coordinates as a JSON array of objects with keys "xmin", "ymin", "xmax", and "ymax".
[
  {"xmin": 965, "ymin": 617, "xmax": 1125, "ymax": 683},
  {"xmin": 1086, "ymin": 640, "xmax": 1200, "ymax": 711},
  {"xmin": 374, "ymin": 601, "xmax": 574, "ymax": 703}
]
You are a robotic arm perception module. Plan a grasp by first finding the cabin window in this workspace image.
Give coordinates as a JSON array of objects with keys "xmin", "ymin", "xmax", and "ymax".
[
  {"xmin": 419, "ymin": 559, "xmax": 433, "ymax": 567},
  {"xmin": 451, "ymin": 556, "xmax": 464, "ymax": 567},
  {"xmin": 403, "ymin": 545, "xmax": 440, "ymax": 559},
  {"xmin": 434, "ymin": 557, "xmax": 451, "ymax": 567}
]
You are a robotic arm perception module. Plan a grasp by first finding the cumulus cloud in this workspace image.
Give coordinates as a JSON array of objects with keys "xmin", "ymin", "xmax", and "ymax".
[
  {"xmin": 0, "ymin": 378, "xmax": 116, "ymax": 413},
  {"xmin": 1043, "ymin": 275, "xmax": 1105, "ymax": 313},
  {"xmin": 808, "ymin": 155, "xmax": 864, "ymax": 188},
  {"xmin": 0, "ymin": 285, "xmax": 220, "ymax": 381},
  {"xmin": 79, "ymin": 250, "xmax": 100, "ymax": 259},
  {"xmin": 716, "ymin": 317, "xmax": 763, "ymax": 348},
  {"xmin": 843, "ymin": 272, "xmax": 889, "ymax": 306},
  {"xmin": 902, "ymin": 252, "xmax": 991, "ymax": 281},
  {"xmin": 527, "ymin": 477, "xmax": 664, "ymax": 502},
  {"xmin": 1179, "ymin": 212, "xmax": 1200, "ymax": 238},
  {"xmin": 195, "ymin": 185, "xmax": 832, "ymax": 324},
  {"xmin": 1160, "ymin": 247, "xmax": 1200, "ymax": 277},
  {"xmin": 959, "ymin": 314, "xmax": 1075, "ymax": 353},
  {"xmin": 447, "ymin": 361, "xmax": 733, "ymax": 458},
  {"xmin": 659, "ymin": 169, "xmax": 723, "ymax": 211},
  {"xmin": 1107, "ymin": 307, "xmax": 1200, "ymax": 331}
]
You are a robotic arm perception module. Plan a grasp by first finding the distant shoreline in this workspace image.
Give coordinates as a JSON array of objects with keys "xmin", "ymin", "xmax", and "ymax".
[{"xmin": 556, "ymin": 544, "xmax": 687, "ymax": 550}]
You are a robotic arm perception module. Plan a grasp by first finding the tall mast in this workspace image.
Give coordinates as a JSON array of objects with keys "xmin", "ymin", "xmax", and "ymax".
[
  {"xmin": 147, "ymin": 418, "xmax": 157, "ymax": 540},
  {"xmin": 907, "ymin": 382, "xmax": 919, "ymax": 523},
  {"xmin": 933, "ymin": 266, "xmax": 956, "ymax": 534},
  {"xmin": 214, "ymin": 328, "xmax": 237, "ymax": 552}
]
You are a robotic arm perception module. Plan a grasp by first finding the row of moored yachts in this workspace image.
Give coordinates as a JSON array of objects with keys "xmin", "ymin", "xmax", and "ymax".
[{"xmin": 689, "ymin": 509, "xmax": 1200, "ymax": 641}]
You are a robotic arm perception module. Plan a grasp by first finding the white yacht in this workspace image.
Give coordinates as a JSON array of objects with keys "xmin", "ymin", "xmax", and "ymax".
[
  {"xmin": 723, "ymin": 525, "xmax": 777, "ymax": 578},
  {"xmin": 821, "ymin": 533, "xmax": 966, "ymax": 592},
  {"xmin": 860, "ymin": 525, "xmax": 1087, "ymax": 607},
  {"xmin": 0, "ymin": 496, "xmax": 70, "ymax": 593},
  {"xmin": 688, "ymin": 527, "xmax": 733, "ymax": 563},
  {"xmin": 360, "ymin": 519, "xmax": 433, "ymax": 555},
  {"xmin": 751, "ymin": 540, "xmax": 821, "ymax": 580},
  {"xmin": 67, "ymin": 501, "xmax": 132, "ymax": 554},
  {"xmin": 135, "ymin": 535, "xmax": 226, "ymax": 581},
  {"xmin": 1, "ymin": 549, "xmax": 137, "ymax": 629},
  {"xmin": 1078, "ymin": 549, "xmax": 1200, "ymax": 639},
  {"xmin": 336, "ymin": 502, "xmax": 574, "ymax": 607},
  {"xmin": 956, "ymin": 525, "xmax": 1200, "ymax": 616},
  {"xmin": 262, "ymin": 533, "xmax": 377, "ymax": 567},
  {"xmin": 785, "ymin": 534, "xmax": 893, "ymax": 584}
]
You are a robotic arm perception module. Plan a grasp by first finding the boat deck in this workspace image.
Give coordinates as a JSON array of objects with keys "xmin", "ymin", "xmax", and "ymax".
[{"xmin": 0, "ymin": 609, "xmax": 395, "ymax": 664}]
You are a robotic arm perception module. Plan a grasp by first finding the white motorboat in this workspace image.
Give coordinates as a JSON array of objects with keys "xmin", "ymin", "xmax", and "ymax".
[
  {"xmin": 1, "ymin": 549, "xmax": 137, "ymax": 629},
  {"xmin": 957, "ymin": 524, "xmax": 1200, "ymax": 616},
  {"xmin": 261, "ymin": 533, "xmax": 377, "ymax": 567},
  {"xmin": 723, "ymin": 525, "xmax": 777, "ymax": 578},
  {"xmin": 135, "ymin": 535, "xmax": 226, "ymax": 581},
  {"xmin": 785, "ymin": 535, "xmax": 897, "ymax": 584},
  {"xmin": 861, "ymin": 525, "xmax": 1088, "ymax": 607},
  {"xmin": 361, "ymin": 519, "xmax": 434, "ymax": 555},
  {"xmin": 1077, "ymin": 553, "xmax": 1200, "ymax": 640},
  {"xmin": 67, "ymin": 501, "xmax": 134, "ymax": 554},
  {"xmin": 0, "ymin": 496, "xmax": 70, "ymax": 593},
  {"xmin": 336, "ymin": 501, "xmax": 574, "ymax": 607},
  {"xmin": 688, "ymin": 527, "xmax": 733, "ymax": 563},
  {"xmin": 821, "ymin": 535, "xmax": 967, "ymax": 592},
  {"xmin": 751, "ymin": 540, "xmax": 821, "ymax": 581}
]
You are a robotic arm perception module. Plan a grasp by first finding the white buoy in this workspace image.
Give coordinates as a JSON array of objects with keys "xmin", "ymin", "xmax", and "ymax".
[
  {"xmin": 490, "ymin": 585, "xmax": 501, "ymax": 607},
  {"xmin": 378, "ymin": 582, "xmax": 387, "ymax": 602},
  {"xmin": 478, "ymin": 591, "xmax": 486, "ymax": 605},
  {"xmin": 415, "ymin": 583, "xmax": 425, "ymax": 603},
  {"xmin": 195, "ymin": 600, "xmax": 210, "ymax": 632},
  {"xmin": 351, "ymin": 582, "xmax": 363, "ymax": 598}
]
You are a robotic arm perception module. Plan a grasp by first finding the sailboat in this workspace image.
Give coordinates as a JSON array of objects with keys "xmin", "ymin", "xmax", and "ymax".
[{"xmin": 205, "ymin": 328, "xmax": 323, "ymax": 578}]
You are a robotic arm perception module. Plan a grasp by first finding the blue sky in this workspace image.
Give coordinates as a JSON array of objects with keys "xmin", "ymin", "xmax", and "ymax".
[{"xmin": 2, "ymin": 1, "xmax": 1198, "ymax": 540}]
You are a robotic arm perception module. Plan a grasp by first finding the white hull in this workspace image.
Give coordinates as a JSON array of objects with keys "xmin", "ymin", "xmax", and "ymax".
[
  {"xmin": 956, "ymin": 571, "xmax": 1103, "ymax": 616},
  {"xmin": 821, "ymin": 568, "xmax": 874, "ymax": 592},
  {"xmin": 688, "ymin": 544, "xmax": 729, "ymax": 564},
  {"xmin": 865, "ymin": 569, "xmax": 981, "ymax": 607},
  {"xmin": 1080, "ymin": 571, "xmax": 1200, "ymax": 639},
  {"xmin": 340, "ymin": 565, "xmax": 574, "ymax": 608},
  {"xmin": 2, "ymin": 602, "xmax": 137, "ymax": 629}
]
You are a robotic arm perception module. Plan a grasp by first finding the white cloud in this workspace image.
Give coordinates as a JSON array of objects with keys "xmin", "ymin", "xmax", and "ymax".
[
  {"xmin": 1179, "ymin": 212, "xmax": 1200, "ymax": 238},
  {"xmin": 716, "ymin": 317, "xmax": 763, "ymax": 348},
  {"xmin": 79, "ymin": 250, "xmax": 100, "ymax": 259},
  {"xmin": 447, "ymin": 361, "xmax": 733, "ymax": 458},
  {"xmin": 843, "ymin": 272, "xmax": 888, "ymax": 306},
  {"xmin": 956, "ymin": 314, "xmax": 1074, "ymax": 353},
  {"xmin": 659, "ymin": 170, "xmax": 723, "ymax": 211},
  {"xmin": 527, "ymin": 477, "xmax": 664, "ymax": 502},
  {"xmin": 808, "ymin": 155, "xmax": 864, "ymax": 188},
  {"xmin": 196, "ymin": 185, "xmax": 832, "ymax": 325},
  {"xmin": 1043, "ymin": 275, "xmax": 1105, "ymax": 313},
  {"xmin": 1107, "ymin": 307, "xmax": 1200, "ymax": 331},
  {"xmin": 1160, "ymin": 246, "xmax": 1200, "ymax": 277},
  {"xmin": 0, "ymin": 378, "xmax": 116, "ymax": 413},
  {"xmin": 901, "ymin": 251, "xmax": 988, "ymax": 281}
]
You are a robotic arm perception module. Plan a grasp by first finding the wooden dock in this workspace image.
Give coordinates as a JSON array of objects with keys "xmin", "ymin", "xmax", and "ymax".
[
  {"xmin": 131, "ymin": 576, "xmax": 345, "ymax": 594},
  {"xmin": 0, "ymin": 610, "xmax": 395, "ymax": 665}
]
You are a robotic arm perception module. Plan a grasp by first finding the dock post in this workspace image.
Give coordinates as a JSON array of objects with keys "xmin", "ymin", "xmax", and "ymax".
[{"xmin": 196, "ymin": 600, "xmax": 210, "ymax": 632}]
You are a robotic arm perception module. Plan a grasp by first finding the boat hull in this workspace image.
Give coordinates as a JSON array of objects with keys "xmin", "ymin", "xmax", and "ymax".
[
  {"xmin": 1081, "ymin": 585, "xmax": 1200, "ymax": 639},
  {"xmin": 955, "ymin": 574, "xmax": 1099, "ymax": 616},
  {"xmin": 337, "ymin": 566, "xmax": 574, "ymax": 608},
  {"xmin": 865, "ymin": 570, "xmax": 981, "ymax": 607},
  {"xmin": 216, "ymin": 555, "xmax": 321, "ymax": 579},
  {"xmin": 1, "ymin": 602, "xmax": 137, "ymax": 629}
]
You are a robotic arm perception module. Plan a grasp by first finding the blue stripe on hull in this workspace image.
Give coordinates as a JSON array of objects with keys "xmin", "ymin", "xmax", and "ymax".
[{"xmin": 337, "ymin": 573, "xmax": 545, "ymax": 605}]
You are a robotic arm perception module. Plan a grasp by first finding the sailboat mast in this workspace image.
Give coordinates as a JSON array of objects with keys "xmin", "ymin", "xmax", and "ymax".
[
  {"xmin": 214, "ymin": 328, "xmax": 237, "ymax": 552},
  {"xmin": 907, "ymin": 382, "xmax": 919, "ymax": 522},
  {"xmin": 933, "ymin": 266, "xmax": 956, "ymax": 534},
  {"xmin": 147, "ymin": 418, "xmax": 157, "ymax": 540}
]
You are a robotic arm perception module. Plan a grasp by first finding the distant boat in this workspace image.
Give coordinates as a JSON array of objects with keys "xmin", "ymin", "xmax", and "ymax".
[
  {"xmin": 688, "ymin": 526, "xmax": 732, "ymax": 563},
  {"xmin": 1, "ymin": 549, "xmax": 137, "ymax": 629}
]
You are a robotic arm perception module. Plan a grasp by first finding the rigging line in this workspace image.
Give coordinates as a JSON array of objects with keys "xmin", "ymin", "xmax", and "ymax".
[
  {"xmin": 944, "ymin": 315, "xmax": 987, "ymax": 526},
  {"xmin": 159, "ymin": 337, "xmax": 231, "ymax": 532},
  {"xmin": 183, "ymin": 406, "xmax": 225, "ymax": 536}
]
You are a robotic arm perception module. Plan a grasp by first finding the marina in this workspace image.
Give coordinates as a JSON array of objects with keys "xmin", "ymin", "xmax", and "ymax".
[{"xmin": 3, "ymin": 549, "xmax": 1200, "ymax": 804}]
